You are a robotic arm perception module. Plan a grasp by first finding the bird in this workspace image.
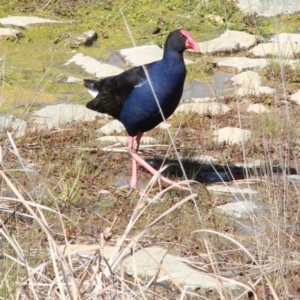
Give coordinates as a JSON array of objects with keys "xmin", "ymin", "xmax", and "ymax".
[{"xmin": 84, "ymin": 29, "xmax": 200, "ymax": 191}]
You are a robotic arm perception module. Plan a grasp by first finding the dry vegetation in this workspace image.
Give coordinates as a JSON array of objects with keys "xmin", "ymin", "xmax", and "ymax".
[{"xmin": 1, "ymin": 0, "xmax": 300, "ymax": 299}]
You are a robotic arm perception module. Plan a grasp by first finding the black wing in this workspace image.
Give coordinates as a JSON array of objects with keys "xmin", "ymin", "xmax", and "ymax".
[{"xmin": 84, "ymin": 63, "xmax": 154, "ymax": 119}]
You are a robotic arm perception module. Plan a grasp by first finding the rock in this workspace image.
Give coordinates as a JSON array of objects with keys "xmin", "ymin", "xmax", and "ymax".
[
  {"xmin": 68, "ymin": 30, "xmax": 98, "ymax": 48},
  {"xmin": 31, "ymin": 104, "xmax": 104, "ymax": 128},
  {"xmin": 97, "ymin": 136, "xmax": 157, "ymax": 145},
  {"xmin": 207, "ymin": 185, "xmax": 258, "ymax": 196},
  {"xmin": 247, "ymin": 103, "xmax": 270, "ymax": 114},
  {"xmin": 0, "ymin": 16, "xmax": 64, "ymax": 29},
  {"xmin": 213, "ymin": 127, "xmax": 252, "ymax": 144},
  {"xmin": 0, "ymin": 115, "xmax": 27, "ymax": 138},
  {"xmin": 175, "ymin": 102, "xmax": 230, "ymax": 116},
  {"xmin": 198, "ymin": 30, "xmax": 257, "ymax": 54},
  {"xmin": 97, "ymin": 120, "xmax": 125, "ymax": 135},
  {"xmin": 214, "ymin": 57, "xmax": 269, "ymax": 72},
  {"xmin": 249, "ymin": 42, "xmax": 300, "ymax": 58},
  {"xmin": 187, "ymin": 155, "xmax": 220, "ymax": 164},
  {"xmin": 288, "ymin": 175, "xmax": 300, "ymax": 185},
  {"xmin": 290, "ymin": 90, "xmax": 300, "ymax": 105},
  {"xmin": 61, "ymin": 244, "xmax": 243, "ymax": 294},
  {"xmin": 237, "ymin": 0, "xmax": 300, "ymax": 17},
  {"xmin": 119, "ymin": 45, "xmax": 194, "ymax": 67},
  {"xmin": 230, "ymin": 71, "xmax": 262, "ymax": 90},
  {"xmin": 270, "ymin": 33, "xmax": 300, "ymax": 44},
  {"xmin": 65, "ymin": 53, "xmax": 123, "ymax": 77},
  {"xmin": 236, "ymin": 158, "xmax": 266, "ymax": 169},
  {"xmin": 0, "ymin": 28, "xmax": 21, "ymax": 39},
  {"xmin": 65, "ymin": 76, "xmax": 81, "ymax": 83},
  {"xmin": 123, "ymin": 247, "xmax": 242, "ymax": 294},
  {"xmin": 237, "ymin": 86, "xmax": 275, "ymax": 97},
  {"xmin": 215, "ymin": 200, "xmax": 261, "ymax": 220}
]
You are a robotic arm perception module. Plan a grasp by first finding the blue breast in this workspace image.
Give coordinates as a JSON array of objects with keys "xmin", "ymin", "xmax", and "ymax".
[{"xmin": 119, "ymin": 60, "xmax": 186, "ymax": 136}]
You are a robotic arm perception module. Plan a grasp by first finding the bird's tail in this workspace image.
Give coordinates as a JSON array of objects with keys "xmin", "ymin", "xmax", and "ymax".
[
  {"xmin": 84, "ymin": 79, "xmax": 99, "ymax": 90},
  {"xmin": 84, "ymin": 79, "xmax": 100, "ymax": 98}
]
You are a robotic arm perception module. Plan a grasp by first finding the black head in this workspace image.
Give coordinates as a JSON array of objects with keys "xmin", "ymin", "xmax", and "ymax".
[{"xmin": 164, "ymin": 29, "xmax": 200, "ymax": 53}]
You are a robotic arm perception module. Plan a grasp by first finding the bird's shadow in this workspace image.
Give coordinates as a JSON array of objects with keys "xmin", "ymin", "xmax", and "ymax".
[{"xmin": 144, "ymin": 157, "xmax": 297, "ymax": 184}]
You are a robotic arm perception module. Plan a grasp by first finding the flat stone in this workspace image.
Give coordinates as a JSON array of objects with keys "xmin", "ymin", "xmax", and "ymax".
[
  {"xmin": 288, "ymin": 175, "xmax": 300, "ymax": 185},
  {"xmin": 0, "ymin": 16, "xmax": 64, "ymax": 29},
  {"xmin": 230, "ymin": 71, "xmax": 262, "ymax": 89},
  {"xmin": 97, "ymin": 136, "xmax": 157, "ymax": 145},
  {"xmin": 175, "ymin": 102, "xmax": 230, "ymax": 116},
  {"xmin": 31, "ymin": 104, "xmax": 104, "ymax": 128},
  {"xmin": 119, "ymin": 45, "xmax": 194, "ymax": 66},
  {"xmin": 207, "ymin": 185, "xmax": 258, "ymax": 195},
  {"xmin": 236, "ymin": 158, "xmax": 266, "ymax": 169},
  {"xmin": 249, "ymin": 42, "xmax": 300, "ymax": 58},
  {"xmin": 188, "ymin": 155, "xmax": 220, "ymax": 164},
  {"xmin": 65, "ymin": 76, "xmax": 81, "ymax": 83},
  {"xmin": 65, "ymin": 53, "xmax": 123, "ymax": 78},
  {"xmin": 97, "ymin": 120, "xmax": 125, "ymax": 135},
  {"xmin": 0, "ymin": 28, "xmax": 21, "ymax": 39},
  {"xmin": 237, "ymin": 0, "xmax": 300, "ymax": 17},
  {"xmin": 67, "ymin": 30, "xmax": 98, "ymax": 48},
  {"xmin": 247, "ymin": 103, "xmax": 270, "ymax": 114},
  {"xmin": 290, "ymin": 90, "xmax": 300, "ymax": 105},
  {"xmin": 214, "ymin": 57, "xmax": 269, "ymax": 72},
  {"xmin": 199, "ymin": 30, "xmax": 257, "ymax": 54},
  {"xmin": 270, "ymin": 33, "xmax": 300, "ymax": 44},
  {"xmin": 61, "ymin": 244, "xmax": 243, "ymax": 294},
  {"xmin": 213, "ymin": 127, "xmax": 252, "ymax": 144},
  {"xmin": 123, "ymin": 247, "xmax": 242, "ymax": 293},
  {"xmin": 215, "ymin": 201, "xmax": 261, "ymax": 220},
  {"xmin": 0, "ymin": 115, "xmax": 27, "ymax": 138},
  {"xmin": 237, "ymin": 86, "xmax": 274, "ymax": 97}
]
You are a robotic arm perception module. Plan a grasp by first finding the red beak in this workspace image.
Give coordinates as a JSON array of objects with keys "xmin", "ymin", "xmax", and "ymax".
[{"xmin": 180, "ymin": 29, "xmax": 200, "ymax": 52}]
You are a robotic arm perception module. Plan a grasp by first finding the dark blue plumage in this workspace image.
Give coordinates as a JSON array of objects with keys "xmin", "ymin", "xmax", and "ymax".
[{"xmin": 84, "ymin": 29, "xmax": 200, "ymax": 190}]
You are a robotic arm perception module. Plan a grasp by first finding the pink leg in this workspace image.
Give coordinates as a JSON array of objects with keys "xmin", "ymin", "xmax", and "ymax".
[
  {"xmin": 128, "ymin": 133, "xmax": 189, "ymax": 191},
  {"xmin": 128, "ymin": 133, "xmax": 143, "ymax": 189}
]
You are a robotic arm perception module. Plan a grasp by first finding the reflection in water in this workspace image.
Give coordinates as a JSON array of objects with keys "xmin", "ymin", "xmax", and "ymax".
[{"xmin": 183, "ymin": 72, "xmax": 234, "ymax": 99}]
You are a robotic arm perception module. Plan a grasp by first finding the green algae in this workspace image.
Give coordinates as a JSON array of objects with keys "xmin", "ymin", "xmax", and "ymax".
[{"xmin": 1, "ymin": 1, "xmax": 300, "ymax": 118}]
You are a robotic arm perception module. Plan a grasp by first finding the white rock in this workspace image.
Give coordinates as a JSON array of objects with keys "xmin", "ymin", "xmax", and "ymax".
[
  {"xmin": 230, "ymin": 71, "xmax": 262, "ymax": 90},
  {"xmin": 65, "ymin": 53, "xmax": 123, "ymax": 78},
  {"xmin": 213, "ymin": 127, "xmax": 252, "ymax": 144},
  {"xmin": 0, "ymin": 16, "xmax": 64, "ymax": 28},
  {"xmin": 97, "ymin": 136, "xmax": 157, "ymax": 145},
  {"xmin": 236, "ymin": 85, "xmax": 274, "ymax": 96},
  {"xmin": 123, "ymin": 247, "xmax": 242, "ymax": 293},
  {"xmin": 32, "ymin": 104, "xmax": 104, "ymax": 128},
  {"xmin": 207, "ymin": 185, "xmax": 258, "ymax": 195},
  {"xmin": 247, "ymin": 104, "xmax": 270, "ymax": 114},
  {"xmin": 119, "ymin": 45, "xmax": 194, "ymax": 66},
  {"xmin": 0, "ymin": 115, "xmax": 27, "ymax": 138},
  {"xmin": 65, "ymin": 76, "xmax": 81, "ymax": 83},
  {"xmin": 236, "ymin": 158, "xmax": 266, "ymax": 169},
  {"xmin": 290, "ymin": 90, "xmax": 300, "ymax": 105},
  {"xmin": 215, "ymin": 201, "xmax": 260, "ymax": 220},
  {"xmin": 270, "ymin": 33, "xmax": 300, "ymax": 44},
  {"xmin": 237, "ymin": 0, "xmax": 300, "ymax": 17},
  {"xmin": 0, "ymin": 28, "xmax": 21, "ymax": 38},
  {"xmin": 97, "ymin": 120, "xmax": 125, "ymax": 135},
  {"xmin": 188, "ymin": 155, "xmax": 220, "ymax": 164},
  {"xmin": 199, "ymin": 30, "xmax": 257, "ymax": 54},
  {"xmin": 249, "ymin": 42, "xmax": 300, "ymax": 58},
  {"xmin": 175, "ymin": 102, "xmax": 230, "ymax": 115},
  {"xmin": 214, "ymin": 57, "xmax": 269, "ymax": 72}
]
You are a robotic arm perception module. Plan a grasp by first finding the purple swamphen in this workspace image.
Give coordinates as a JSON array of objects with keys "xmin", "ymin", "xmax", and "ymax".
[{"xmin": 84, "ymin": 29, "xmax": 200, "ymax": 191}]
